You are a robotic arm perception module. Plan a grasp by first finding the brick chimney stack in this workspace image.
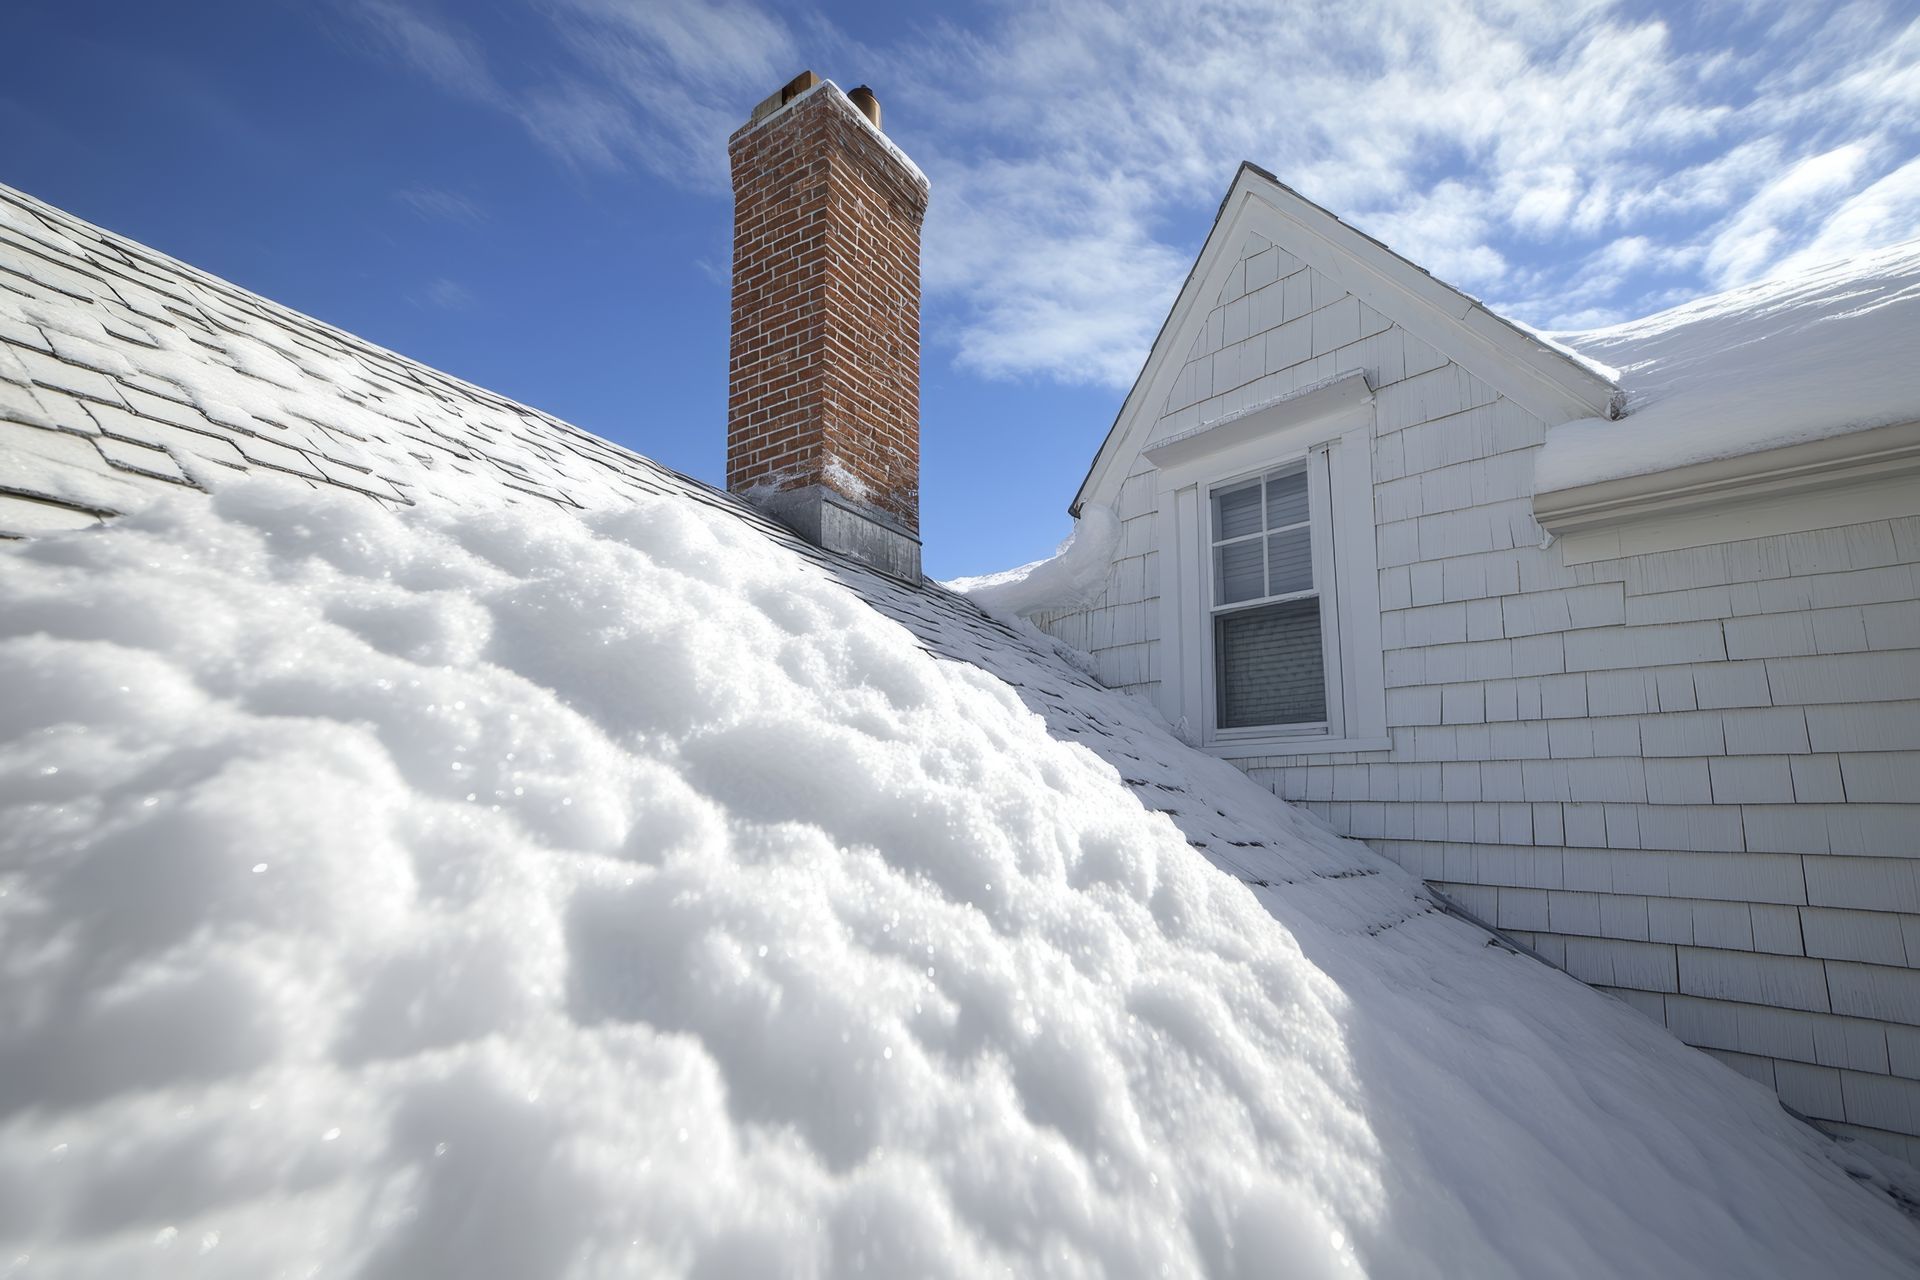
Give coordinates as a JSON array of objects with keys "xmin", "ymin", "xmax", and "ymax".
[{"xmin": 727, "ymin": 71, "xmax": 929, "ymax": 581}]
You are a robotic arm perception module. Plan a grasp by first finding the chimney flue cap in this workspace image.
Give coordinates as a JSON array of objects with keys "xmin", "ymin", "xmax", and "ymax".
[
  {"xmin": 748, "ymin": 70, "xmax": 821, "ymax": 124},
  {"xmin": 847, "ymin": 85, "xmax": 882, "ymax": 130}
]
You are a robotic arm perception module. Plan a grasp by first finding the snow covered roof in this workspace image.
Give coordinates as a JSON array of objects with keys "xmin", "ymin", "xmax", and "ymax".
[
  {"xmin": 5, "ymin": 180, "xmax": 1920, "ymax": 1274},
  {"xmin": 1540, "ymin": 238, "xmax": 1920, "ymax": 495}
]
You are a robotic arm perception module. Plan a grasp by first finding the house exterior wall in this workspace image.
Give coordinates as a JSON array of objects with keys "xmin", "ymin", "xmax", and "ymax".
[{"xmin": 1035, "ymin": 233, "xmax": 1920, "ymax": 1162}]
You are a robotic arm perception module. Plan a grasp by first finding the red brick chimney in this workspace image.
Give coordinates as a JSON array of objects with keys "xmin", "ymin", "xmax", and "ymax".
[{"xmin": 727, "ymin": 71, "xmax": 929, "ymax": 581}]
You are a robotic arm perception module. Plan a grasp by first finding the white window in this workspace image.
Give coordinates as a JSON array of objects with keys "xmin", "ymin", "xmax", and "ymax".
[
  {"xmin": 1146, "ymin": 373, "xmax": 1387, "ymax": 757},
  {"xmin": 1206, "ymin": 457, "xmax": 1336, "ymax": 733}
]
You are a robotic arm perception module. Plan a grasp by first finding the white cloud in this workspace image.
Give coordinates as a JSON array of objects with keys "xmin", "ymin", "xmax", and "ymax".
[
  {"xmin": 348, "ymin": 0, "xmax": 1920, "ymax": 388},
  {"xmin": 1768, "ymin": 156, "xmax": 1920, "ymax": 276},
  {"xmin": 1511, "ymin": 167, "xmax": 1582, "ymax": 237},
  {"xmin": 350, "ymin": 0, "xmax": 499, "ymax": 101},
  {"xmin": 1354, "ymin": 181, "xmax": 1508, "ymax": 291},
  {"xmin": 1702, "ymin": 142, "xmax": 1877, "ymax": 285},
  {"xmin": 532, "ymin": 0, "xmax": 800, "ymax": 190},
  {"xmin": 348, "ymin": 0, "xmax": 799, "ymax": 190}
]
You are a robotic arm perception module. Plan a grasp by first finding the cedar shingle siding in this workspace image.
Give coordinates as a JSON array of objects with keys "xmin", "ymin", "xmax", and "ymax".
[{"xmin": 1037, "ymin": 226, "xmax": 1920, "ymax": 1164}]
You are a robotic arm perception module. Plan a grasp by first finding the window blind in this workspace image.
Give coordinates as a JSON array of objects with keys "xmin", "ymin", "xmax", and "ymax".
[{"xmin": 1214, "ymin": 597, "xmax": 1326, "ymax": 728}]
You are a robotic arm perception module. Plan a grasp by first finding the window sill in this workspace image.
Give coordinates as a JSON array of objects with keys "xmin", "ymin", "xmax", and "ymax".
[{"xmin": 1204, "ymin": 734, "xmax": 1391, "ymax": 760}]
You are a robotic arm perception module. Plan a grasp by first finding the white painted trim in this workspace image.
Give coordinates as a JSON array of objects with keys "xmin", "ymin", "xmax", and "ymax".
[
  {"xmin": 1145, "ymin": 372, "xmax": 1374, "ymax": 472},
  {"xmin": 1328, "ymin": 419, "xmax": 1387, "ymax": 740},
  {"xmin": 1149, "ymin": 378, "xmax": 1388, "ymax": 760},
  {"xmin": 1210, "ymin": 735, "xmax": 1392, "ymax": 760},
  {"xmin": 1198, "ymin": 450, "xmax": 1342, "ymax": 742},
  {"xmin": 1307, "ymin": 445, "xmax": 1345, "ymax": 739},
  {"xmin": 1150, "ymin": 374, "xmax": 1374, "ymax": 492},
  {"xmin": 1536, "ymin": 418, "xmax": 1920, "ymax": 537},
  {"xmin": 1557, "ymin": 469, "xmax": 1920, "ymax": 565},
  {"xmin": 1072, "ymin": 164, "xmax": 1619, "ymax": 517}
]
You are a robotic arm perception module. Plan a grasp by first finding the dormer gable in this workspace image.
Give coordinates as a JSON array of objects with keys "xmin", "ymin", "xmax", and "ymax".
[{"xmin": 1072, "ymin": 163, "xmax": 1622, "ymax": 517}]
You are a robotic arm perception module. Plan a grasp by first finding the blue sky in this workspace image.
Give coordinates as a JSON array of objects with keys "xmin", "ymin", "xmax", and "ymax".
[{"xmin": 4, "ymin": 1, "xmax": 1917, "ymax": 577}]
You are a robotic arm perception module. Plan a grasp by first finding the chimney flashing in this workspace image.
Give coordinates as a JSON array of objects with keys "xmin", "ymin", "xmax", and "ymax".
[{"xmin": 754, "ymin": 483, "xmax": 922, "ymax": 581}]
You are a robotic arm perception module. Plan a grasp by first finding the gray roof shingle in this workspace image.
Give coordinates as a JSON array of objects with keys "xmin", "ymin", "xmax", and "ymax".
[{"xmin": 0, "ymin": 177, "xmax": 1424, "ymax": 933}]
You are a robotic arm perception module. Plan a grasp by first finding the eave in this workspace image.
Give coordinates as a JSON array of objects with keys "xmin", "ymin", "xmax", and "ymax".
[{"xmin": 1533, "ymin": 418, "xmax": 1920, "ymax": 537}]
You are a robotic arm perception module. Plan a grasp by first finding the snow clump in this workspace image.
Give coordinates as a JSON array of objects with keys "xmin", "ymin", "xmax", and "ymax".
[{"xmin": 1, "ymin": 479, "xmax": 1917, "ymax": 1277}]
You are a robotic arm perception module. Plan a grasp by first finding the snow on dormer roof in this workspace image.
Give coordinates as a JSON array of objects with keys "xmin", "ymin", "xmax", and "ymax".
[{"xmin": 1540, "ymin": 237, "xmax": 1920, "ymax": 494}]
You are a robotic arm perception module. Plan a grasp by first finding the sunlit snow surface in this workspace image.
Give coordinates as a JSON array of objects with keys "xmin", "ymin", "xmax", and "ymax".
[
  {"xmin": 2, "ymin": 482, "xmax": 1918, "ymax": 1278},
  {"xmin": 1541, "ymin": 238, "xmax": 1920, "ymax": 492}
]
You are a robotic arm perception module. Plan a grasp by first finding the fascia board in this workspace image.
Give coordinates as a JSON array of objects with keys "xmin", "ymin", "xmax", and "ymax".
[{"xmin": 1534, "ymin": 418, "xmax": 1920, "ymax": 535}]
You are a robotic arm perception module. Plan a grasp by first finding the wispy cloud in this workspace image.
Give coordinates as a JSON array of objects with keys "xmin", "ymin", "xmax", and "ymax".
[
  {"xmin": 350, "ymin": 0, "xmax": 499, "ymax": 101},
  {"xmin": 537, "ymin": 0, "xmax": 798, "ymax": 187},
  {"xmin": 410, "ymin": 276, "xmax": 475, "ymax": 309},
  {"xmin": 1769, "ymin": 155, "xmax": 1920, "ymax": 278},
  {"xmin": 347, "ymin": 0, "xmax": 798, "ymax": 191},
  {"xmin": 1703, "ymin": 142, "xmax": 1877, "ymax": 286},
  {"xmin": 345, "ymin": 0, "xmax": 1920, "ymax": 382},
  {"xmin": 396, "ymin": 184, "xmax": 486, "ymax": 224}
]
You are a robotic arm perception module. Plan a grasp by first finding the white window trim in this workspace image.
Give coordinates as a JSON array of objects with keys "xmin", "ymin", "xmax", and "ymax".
[{"xmin": 1147, "ymin": 372, "xmax": 1388, "ymax": 758}]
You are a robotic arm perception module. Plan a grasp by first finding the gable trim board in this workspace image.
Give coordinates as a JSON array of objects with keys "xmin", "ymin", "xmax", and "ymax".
[
  {"xmin": 1070, "ymin": 162, "xmax": 1622, "ymax": 520},
  {"xmin": 1537, "ymin": 418, "xmax": 1920, "ymax": 565}
]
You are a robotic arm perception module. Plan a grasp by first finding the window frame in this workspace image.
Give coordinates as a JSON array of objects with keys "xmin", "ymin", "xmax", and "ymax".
[
  {"xmin": 1200, "ymin": 453, "xmax": 1342, "ymax": 741},
  {"xmin": 1144, "ymin": 372, "xmax": 1388, "ymax": 758}
]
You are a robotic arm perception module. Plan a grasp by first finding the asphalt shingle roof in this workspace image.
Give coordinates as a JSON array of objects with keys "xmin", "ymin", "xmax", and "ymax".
[{"xmin": 0, "ymin": 177, "xmax": 1426, "ymax": 935}]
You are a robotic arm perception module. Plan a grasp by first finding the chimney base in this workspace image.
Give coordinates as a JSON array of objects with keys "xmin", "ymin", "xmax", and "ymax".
[{"xmin": 755, "ymin": 485, "xmax": 922, "ymax": 582}]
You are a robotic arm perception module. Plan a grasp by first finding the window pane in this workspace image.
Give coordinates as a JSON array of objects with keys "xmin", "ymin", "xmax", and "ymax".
[
  {"xmin": 1265, "ymin": 465, "xmax": 1309, "ymax": 529},
  {"xmin": 1212, "ymin": 481, "xmax": 1263, "ymax": 541},
  {"xmin": 1215, "ymin": 598, "xmax": 1326, "ymax": 728},
  {"xmin": 1214, "ymin": 538, "xmax": 1264, "ymax": 605},
  {"xmin": 1267, "ymin": 526, "xmax": 1313, "ymax": 595}
]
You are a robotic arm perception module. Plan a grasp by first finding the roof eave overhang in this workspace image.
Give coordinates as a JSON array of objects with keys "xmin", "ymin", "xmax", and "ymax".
[{"xmin": 1533, "ymin": 417, "xmax": 1920, "ymax": 536}]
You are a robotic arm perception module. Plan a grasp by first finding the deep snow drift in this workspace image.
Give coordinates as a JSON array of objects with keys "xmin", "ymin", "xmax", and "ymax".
[
  {"xmin": 3, "ymin": 480, "xmax": 1918, "ymax": 1278},
  {"xmin": 1540, "ymin": 237, "xmax": 1920, "ymax": 492}
]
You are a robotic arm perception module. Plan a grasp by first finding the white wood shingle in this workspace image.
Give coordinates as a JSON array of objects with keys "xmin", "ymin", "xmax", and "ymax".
[{"xmin": 1033, "ymin": 202, "xmax": 1920, "ymax": 1145}]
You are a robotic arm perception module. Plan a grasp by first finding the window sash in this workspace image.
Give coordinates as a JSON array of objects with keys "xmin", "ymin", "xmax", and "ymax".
[
  {"xmin": 1207, "ymin": 461, "xmax": 1316, "ymax": 610},
  {"xmin": 1214, "ymin": 597, "xmax": 1327, "ymax": 728}
]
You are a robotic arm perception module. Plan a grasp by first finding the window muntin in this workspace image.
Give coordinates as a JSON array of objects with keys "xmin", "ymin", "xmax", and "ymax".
[{"xmin": 1207, "ymin": 461, "xmax": 1329, "ymax": 730}]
